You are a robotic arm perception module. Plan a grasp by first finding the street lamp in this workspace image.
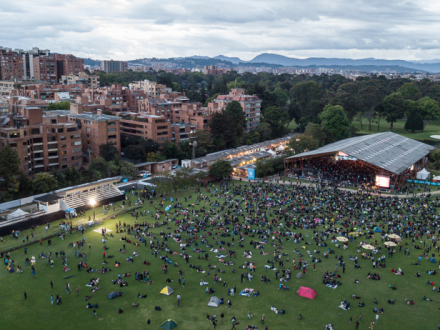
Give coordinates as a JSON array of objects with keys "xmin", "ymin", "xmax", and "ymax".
[{"xmin": 89, "ymin": 199, "xmax": 96, "ymax": 221}]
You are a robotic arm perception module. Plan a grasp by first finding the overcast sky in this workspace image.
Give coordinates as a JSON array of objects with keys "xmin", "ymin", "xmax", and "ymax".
[{"xmin": 1, "ymin": 0, "xmax": 440, "ymax": 61}]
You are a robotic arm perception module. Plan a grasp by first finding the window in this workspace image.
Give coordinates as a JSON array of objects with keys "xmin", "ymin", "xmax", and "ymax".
[
  {"xmin": 60, "ymin": 136, "xmax": 66, "ymax": 141},
  {"xmin": 60, "ymin": 143, "xmax": 67, "ymax": 148},
  {"xmin": 86, "ymin": 127, "xmax": 90, "ymax": 132},
  {"xmin": 108, "ymin": 135, "xmax": 116, "ymax": 139},
  {"xmin": 61, "ymin": 151, "xmax": 67, "ymax": 155}
]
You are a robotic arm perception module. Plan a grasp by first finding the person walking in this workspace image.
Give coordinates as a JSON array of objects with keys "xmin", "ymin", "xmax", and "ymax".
[
  {"xmin": 50, "ymin": 295, "xmax": 53, "ymax": 305},
  {"xmin": 212, "ymin": 319, "xmax": 217, "ymax": 329},
  {"xmin": 50, "ymin": 280, "xmax": 53, "ymax": 289},
  {"xmin": 349, "ymin": 316, "xmax": 353, "ymax": 324},
  {"xmin": 261, "ymin": 314, "xmax": 265, "ymax": 324},
  {"xmin": 360, "ymin": 313, "xmax": 363, "ymax": 321},
  {"xmin": 32, "ymin": 270, "xmax": 37, "ymax": 279},
  {"xmin": 248, "ymin": 309, "xmax": 252, "ymax": 319},
  {"xmin": 221, "ymin": 313, "xmax": 224, "ymax": 322},
  {"xmin": 93, "ymin": 309, "xmax": 97, "ymax": 317},
  {"xmin": 103, "ymin": 251, "xmax": 106, "ymax": 259},
  {"xmin": 231, "ymin": 318, "xmax": 236, "ymax": 330},
  {"xmin": 177, "ymin": 293, "xmax": 181, "ymax": 307},
  {"xmin": 182, "ymin": 277, "xmax": 185, "ymax": 287},
  {"xmin": 24, "ymin": 292, "xmax": 27, "ymax": 300},
  {"xmin": 355, "ymin": 321, "xmax": 359, "ymax": 330},
  {"xmin": 227, "ymin": 299, "xmax": 232, "ymax": 310},
  {"xmin": 375, "ymin": 314, "xmax": 379, "ymax": 324}
]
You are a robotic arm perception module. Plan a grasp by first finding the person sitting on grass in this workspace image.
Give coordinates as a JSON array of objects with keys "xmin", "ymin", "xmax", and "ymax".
[
  {"xmin": 118, "ymin": 308, "xmax": 124, "ymax": 313},
  {"xmin": 388, "ymin": 299, "xmax": 395, "ymax": 304}
]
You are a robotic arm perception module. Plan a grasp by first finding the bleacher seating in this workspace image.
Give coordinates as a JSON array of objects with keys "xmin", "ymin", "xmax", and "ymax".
[{"xmin": 62, "ymin": 184, "xmax": 123, "ymax": 209}]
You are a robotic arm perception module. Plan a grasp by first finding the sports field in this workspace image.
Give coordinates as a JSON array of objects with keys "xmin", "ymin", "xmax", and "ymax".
[{"xmin": 1, "ymin": 181, "xmax": 439, "ymax": 330}]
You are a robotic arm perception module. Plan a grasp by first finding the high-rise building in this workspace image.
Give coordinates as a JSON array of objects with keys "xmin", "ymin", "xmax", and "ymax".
[
  {"xmin": 102, "ymin": 60, "xmax": 128, "ymax": 73},
  {"xmin": 0, "ymin": 46, "xmax": 50, "ymax": 80}
]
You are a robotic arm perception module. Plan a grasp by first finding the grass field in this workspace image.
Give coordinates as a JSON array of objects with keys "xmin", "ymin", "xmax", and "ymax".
[
  {"xmin": 353, "ymin": 117, "xmax": 440, "ymax": 142},
  {"xmin": 1, "ymin": 182, "xmax": 440, "ymax": 330}
]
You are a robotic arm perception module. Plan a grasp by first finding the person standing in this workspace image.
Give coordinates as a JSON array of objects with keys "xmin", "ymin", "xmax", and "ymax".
[
  {"xmin": 227, "ymin": 299, "xmax": 232, "ymax": 310},
  {"xmin": 221, "ymin": 313, "xmax": 224, "ymax": 322},
  {"xmin": 103, "ymin": 251, "xmax": 106, "ymax": 259},
  {"xmin": 261, "ymin": 314, "xmax": 265, "ymax": 324},
  {"xmin": 248, "ymin": 309, "xmax": 252, "ymax": 319},
  {"xmin": 212, "ymin": 319, "xmax": 217, "ymax": 329},
  {"xmin": 24, "ymin": 292, "xmax": 27, "ymax": 300},
  {"xmin": 93, "ymin": 309, "xmax": 97, "ymax": 317},
  {"xmin": 50, "ymin": 295, "xmax": 53, "ymax": 305},
  {"xmin": 177, "ymin": 293, "xmax": 181, "ymax": 307},
  {"xmin": 375, "ymin": 314, "xmax": 379, "ymax": 324},
  {"xmin": 76, "ymin": 287, "xmax": 79, "ymax": 297},
  {"xmin": 360, "ymin": 314, "xmax": 363, "ymax": 321},
  {"xmin": 50, "ymin": 280, "xmax": 53, "ymax": 289},
  {"xmin": 349, "ymin": 316, "xmax": 353, "ymax": 324},
  {"xmin": 182, "ymin": 278, "xmax": 185, "ymax": 287},
  {"xmin": 32, "ymin": 270, "xmax": 36, "ymax": 279},
  {"xmin": 355, "ymin": 321, "xmax": 359, "ymax": 330}
]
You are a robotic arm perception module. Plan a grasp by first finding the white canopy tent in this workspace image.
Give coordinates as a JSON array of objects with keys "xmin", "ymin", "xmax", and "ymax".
[
  {"xmin": 416, "ymin": 168, "xmax": 431, "ymax": 181},
  {"xmin": 7, "ymin": 208, "xmax": 28, "ymax": 220},
  {"xmin": 207, "ymin": 296, "xmax": 221, "ymax": 307}
]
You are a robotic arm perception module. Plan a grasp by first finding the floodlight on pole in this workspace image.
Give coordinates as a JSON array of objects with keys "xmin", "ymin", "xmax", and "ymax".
[{"xmin": 89, "ymin": 199, "xmax": 96, "ymax": 220}]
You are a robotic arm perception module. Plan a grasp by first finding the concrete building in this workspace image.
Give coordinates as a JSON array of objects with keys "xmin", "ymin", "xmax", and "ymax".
[
  {"xmin": 207, "ymin": 88, "xmax": 261, "ymax": 132},
  {"xmin": 0, "ymin": 106, "xmax": 83, "ymax": 174},
  {"xmin": 33, "ymin": 55, "xmax": 84, "ymax": 84},
  {"xmin": 54, "ymin": 54, "xmax": 84, "ymax": 80},
  {"xmin": 102, "ymin": 60, "xmax": 128, "ymax": 73},
  {"xmin": 171, "ymin": 122, "xmax": 195, "ymax": 143}
]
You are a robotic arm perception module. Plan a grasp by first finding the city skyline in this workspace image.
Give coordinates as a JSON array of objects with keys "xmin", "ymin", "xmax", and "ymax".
[{"xmin": 1, "ymin": 0, "xmax": 440, "ymax": 61}]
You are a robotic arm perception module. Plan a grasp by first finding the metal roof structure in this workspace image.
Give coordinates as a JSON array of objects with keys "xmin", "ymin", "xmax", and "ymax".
[
  {"xmin": 191, "ymin": 133, "xmax": 295, "ymax": 165},
  {"xmin": 285, "ymin": 132, "xmax": 434, "ymax": 175}
]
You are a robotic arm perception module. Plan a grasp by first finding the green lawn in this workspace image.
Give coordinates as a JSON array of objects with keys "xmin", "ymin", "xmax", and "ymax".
[
  {"xmin": 353, "ymin": 117, "xmax": 440, "ymax": 141},
  {"xmin": 1, "ymin": 182, "xmax": 439, "ymax": 330}
]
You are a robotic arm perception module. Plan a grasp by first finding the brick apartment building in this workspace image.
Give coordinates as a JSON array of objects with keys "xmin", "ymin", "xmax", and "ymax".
[
  {"xmin": 81, "ymin": 84, "xmax": 146, "ymax": 112},
  {"xmin": 202, "ymin": 65, "xmax": 227, "ymax": 75},
  {"xmin": 102, "ymin": 60, "xmax": 128, "ymax": 73},
  {"xmin": 46, "ymin": 106, "xmax": 121, "ymax": 162},
  {"xmin": 207, "ymin": 88, "xmax": 261, "ymax": 132},
  {"xmin": 20, "ymin": 84, "xmax": 85, "ymax": 101},
  {"xmin": 60, "ymin": 72, "xmax": 99, "ymax": 88},
  {"xmin": 129, "ymin": 80, "xmax": 169, "ymax": 97},
  {"xmin": 118, "ymin": 113, "xmax": 171, "ymax": 143},
  {"xmin": 0, "ymin": 105, "xmax": 83, "ymax": 175},
  {"xmin": 33, "ymin": 55, "xmax": 84, "ymax": 84},
  {"xmin": 0, "ymin": 46, "xmax": 50, "ymax": 80}
]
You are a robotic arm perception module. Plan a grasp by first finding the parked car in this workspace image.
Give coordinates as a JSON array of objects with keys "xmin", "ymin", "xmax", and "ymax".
[{"xmin": 138, "ymin": 170, "xmax": 151, "ymax": 177}]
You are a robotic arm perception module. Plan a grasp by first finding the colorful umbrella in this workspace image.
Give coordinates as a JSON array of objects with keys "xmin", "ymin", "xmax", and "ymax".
[
  {"xmin": 388, "ymin": 234, "xmax": 400, "ymax": 239},
  {"xmin": 384, "ymin": 242, "xmax": 397, "ymax": 246},
  {"xmin": 337, "ymin": 237, "xmax": 348, "ymax": 242},
  {"xmin": 362, "ymin": 244, "xmax": 374, "ymax": 250}
]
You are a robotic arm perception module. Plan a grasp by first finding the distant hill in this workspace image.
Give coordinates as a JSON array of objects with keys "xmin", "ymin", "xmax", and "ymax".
[
  {"xmin": 250, "ymin": 53, "xmax": 440, "ymax": 72},
  {"xmin": 213, "ymin": 55, "xmax": 243, "ymax": 64},
  {"xmin": 82, "ymin": 58, "xmax": 102, "ymax": 67}
]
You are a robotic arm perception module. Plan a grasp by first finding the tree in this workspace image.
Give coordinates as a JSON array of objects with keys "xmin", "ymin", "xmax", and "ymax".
[
  {"xmin": 162, "ymin": 141, "xmax": 180, "ymax": 160},
  {"xmin": 318, "ymin": 104, "xmax": 351, "ymax": 141},
  {"xmin": 99, "ymin": 143, "xmax": 119, "ymax": 161},
  {"xmin": 209, "ymin": 160, "xmax": 233, "ymax": 179},
  {"xmin": 46, "ymin": 101, "xmax": 71, "ymax": 110},
  {"xmin": 255, "ymin": 159, "xmax": 274, "ymax": 178},
  {"xmin": 397, "ymin": 82, "xmax": 422, "ymax": 101},
  {"xmin": 141, "ymin": 138, "xmax": 160, "ymax": 154},
  {"xmin": 119, "ymin": 161, "xmax": 138, "ymax": 177},
  {"xmin": 33, "ymin": 173, "xmax": 58, "ymax": 194},
  {"xmin": 382, "ymin": 92, "xmax": 406, "ymax": 131},
  {"xmin": 359, "ymin": 86, "xmax": 383, "ymax": 131},
  {"xmin": 417, "ymin": 96, "xmax": 440, "ymax": 128},
  {"xmin": 404, "ymin": 112, "xmax": 424, "ymax": 133},
  {"xmin": 286, "ymin": 134, "xmax": 318, "ymax": 155},
  {"xmin": 252, "ymin": 122, "xmax": 272, "ymax": 142},
  {"xmin": 64, "ymin": 166, "xmax": 83, "ymax": 186},
  {"xmin": 225, "ymin": 101, "xmax": 246, "ymax": 140},
  {"xmin": 124, "ymin": 145, "xmax": 146, "ymax": 163},
  {"xmin": 304, "ymin": 123, "xmax": 328, "ymax": 146},
  {"xmin": 430, "ymin": 149, "xmax": 440, "ymax": 170},
  {"xmin": 146, "ymin": 152, "xmax": 158, "ymax": 162},
  {"xmin": 263, "ymin": 106, "xmax": 289, "ymax": 137},
  {"xmin": 17, "ymin": 173, "xmax": 33, "ymax": 198},
  {"xmin": 0, "ymin": 146, "xmax": 21, "ymax": 199},
  {"xmin": 289, "ymin": 81, "xmax": 321, "ymax": 126},
  {"xmin": 87, "ymin": 157, "xmax": 108, "ymax": 180}
]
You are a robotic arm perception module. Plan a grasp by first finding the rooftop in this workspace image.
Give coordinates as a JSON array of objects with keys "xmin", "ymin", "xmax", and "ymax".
[
  {"xmin": 45, "ymin": 110, "xmax": 120, "ymax": 122},
  {"xmin": 285, "ymin": 132, "xmax": 435, "ymax": 175}
]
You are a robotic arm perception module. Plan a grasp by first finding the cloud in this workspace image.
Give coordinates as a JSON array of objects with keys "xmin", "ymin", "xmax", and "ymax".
[{"xmin": 0, "ymin": 0, "xmax": 439, "ymax": 61}]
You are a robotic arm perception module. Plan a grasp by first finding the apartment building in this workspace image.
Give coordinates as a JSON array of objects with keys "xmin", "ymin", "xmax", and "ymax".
[
  {"xmin": 207, "ymin": 88, "xmax": 261, "ymax": 132},
  {"xmin": 102, "ymin": 60, "xmax": 128, "ymax": 73},
  {"xmin": 118, "ymin": 113, "xmax": 171, "ymax": 142},
  {"xmin": 46, "ymin": 105, "xmax": 121, "ymax": 162},
  {"xmin": 0, "ymin": 46, "xmax": 50, "ymax": 80},
  {"xmin": 60, "ymin": 72, "xmax": 99, "ymax": 88},
  {"xmin": 54, "ymin": 54, "xmax": 84, "ymax": 80},
  {"xmin": 20, "ymin": 84, "xmax": 84, "ymax": 101},
  {"xmin": 129, "ymin": 80, "xmax": 169, "ymax": 97},
  {"xmin": 33, "ymin": 56, "xmax": 58, "ymax": 84},
  {"xmin": 0, "ymin": 51, "xmax": 24, "ymax": 80},
  {"xmin": 171, "ymin": 122, "xmax": 195, "ymax": 143},
  {"xmin": 0, "ymin": 106, "xmax": 83, "ymax": 174},
  {"xmin": 202, "ymin": 65, "xmax": 226, "ymax": 75},
  {"xmin": 82, "ymin": 84, "xmax": 146, "ymax": 112}
]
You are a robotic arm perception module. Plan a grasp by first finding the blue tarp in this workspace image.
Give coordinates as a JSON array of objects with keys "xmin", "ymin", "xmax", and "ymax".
[{"xmin": 65, "ymin": 208, "xmax": 75, "ymax": 213}]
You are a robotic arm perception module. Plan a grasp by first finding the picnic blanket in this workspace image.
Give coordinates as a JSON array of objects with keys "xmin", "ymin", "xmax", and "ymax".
[
  {"xmin": 326, "ymin": 284, "xmax": 338, "ymax": 289},
  {"xmin": 239, "ymin": 288, "xmax": 254, "ymax": 297}
]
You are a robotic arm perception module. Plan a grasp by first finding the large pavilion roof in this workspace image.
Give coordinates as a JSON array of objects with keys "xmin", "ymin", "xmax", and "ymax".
[{"xmin": 285, "ymin": 132, "xmax": 434, "ymax": 175}]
